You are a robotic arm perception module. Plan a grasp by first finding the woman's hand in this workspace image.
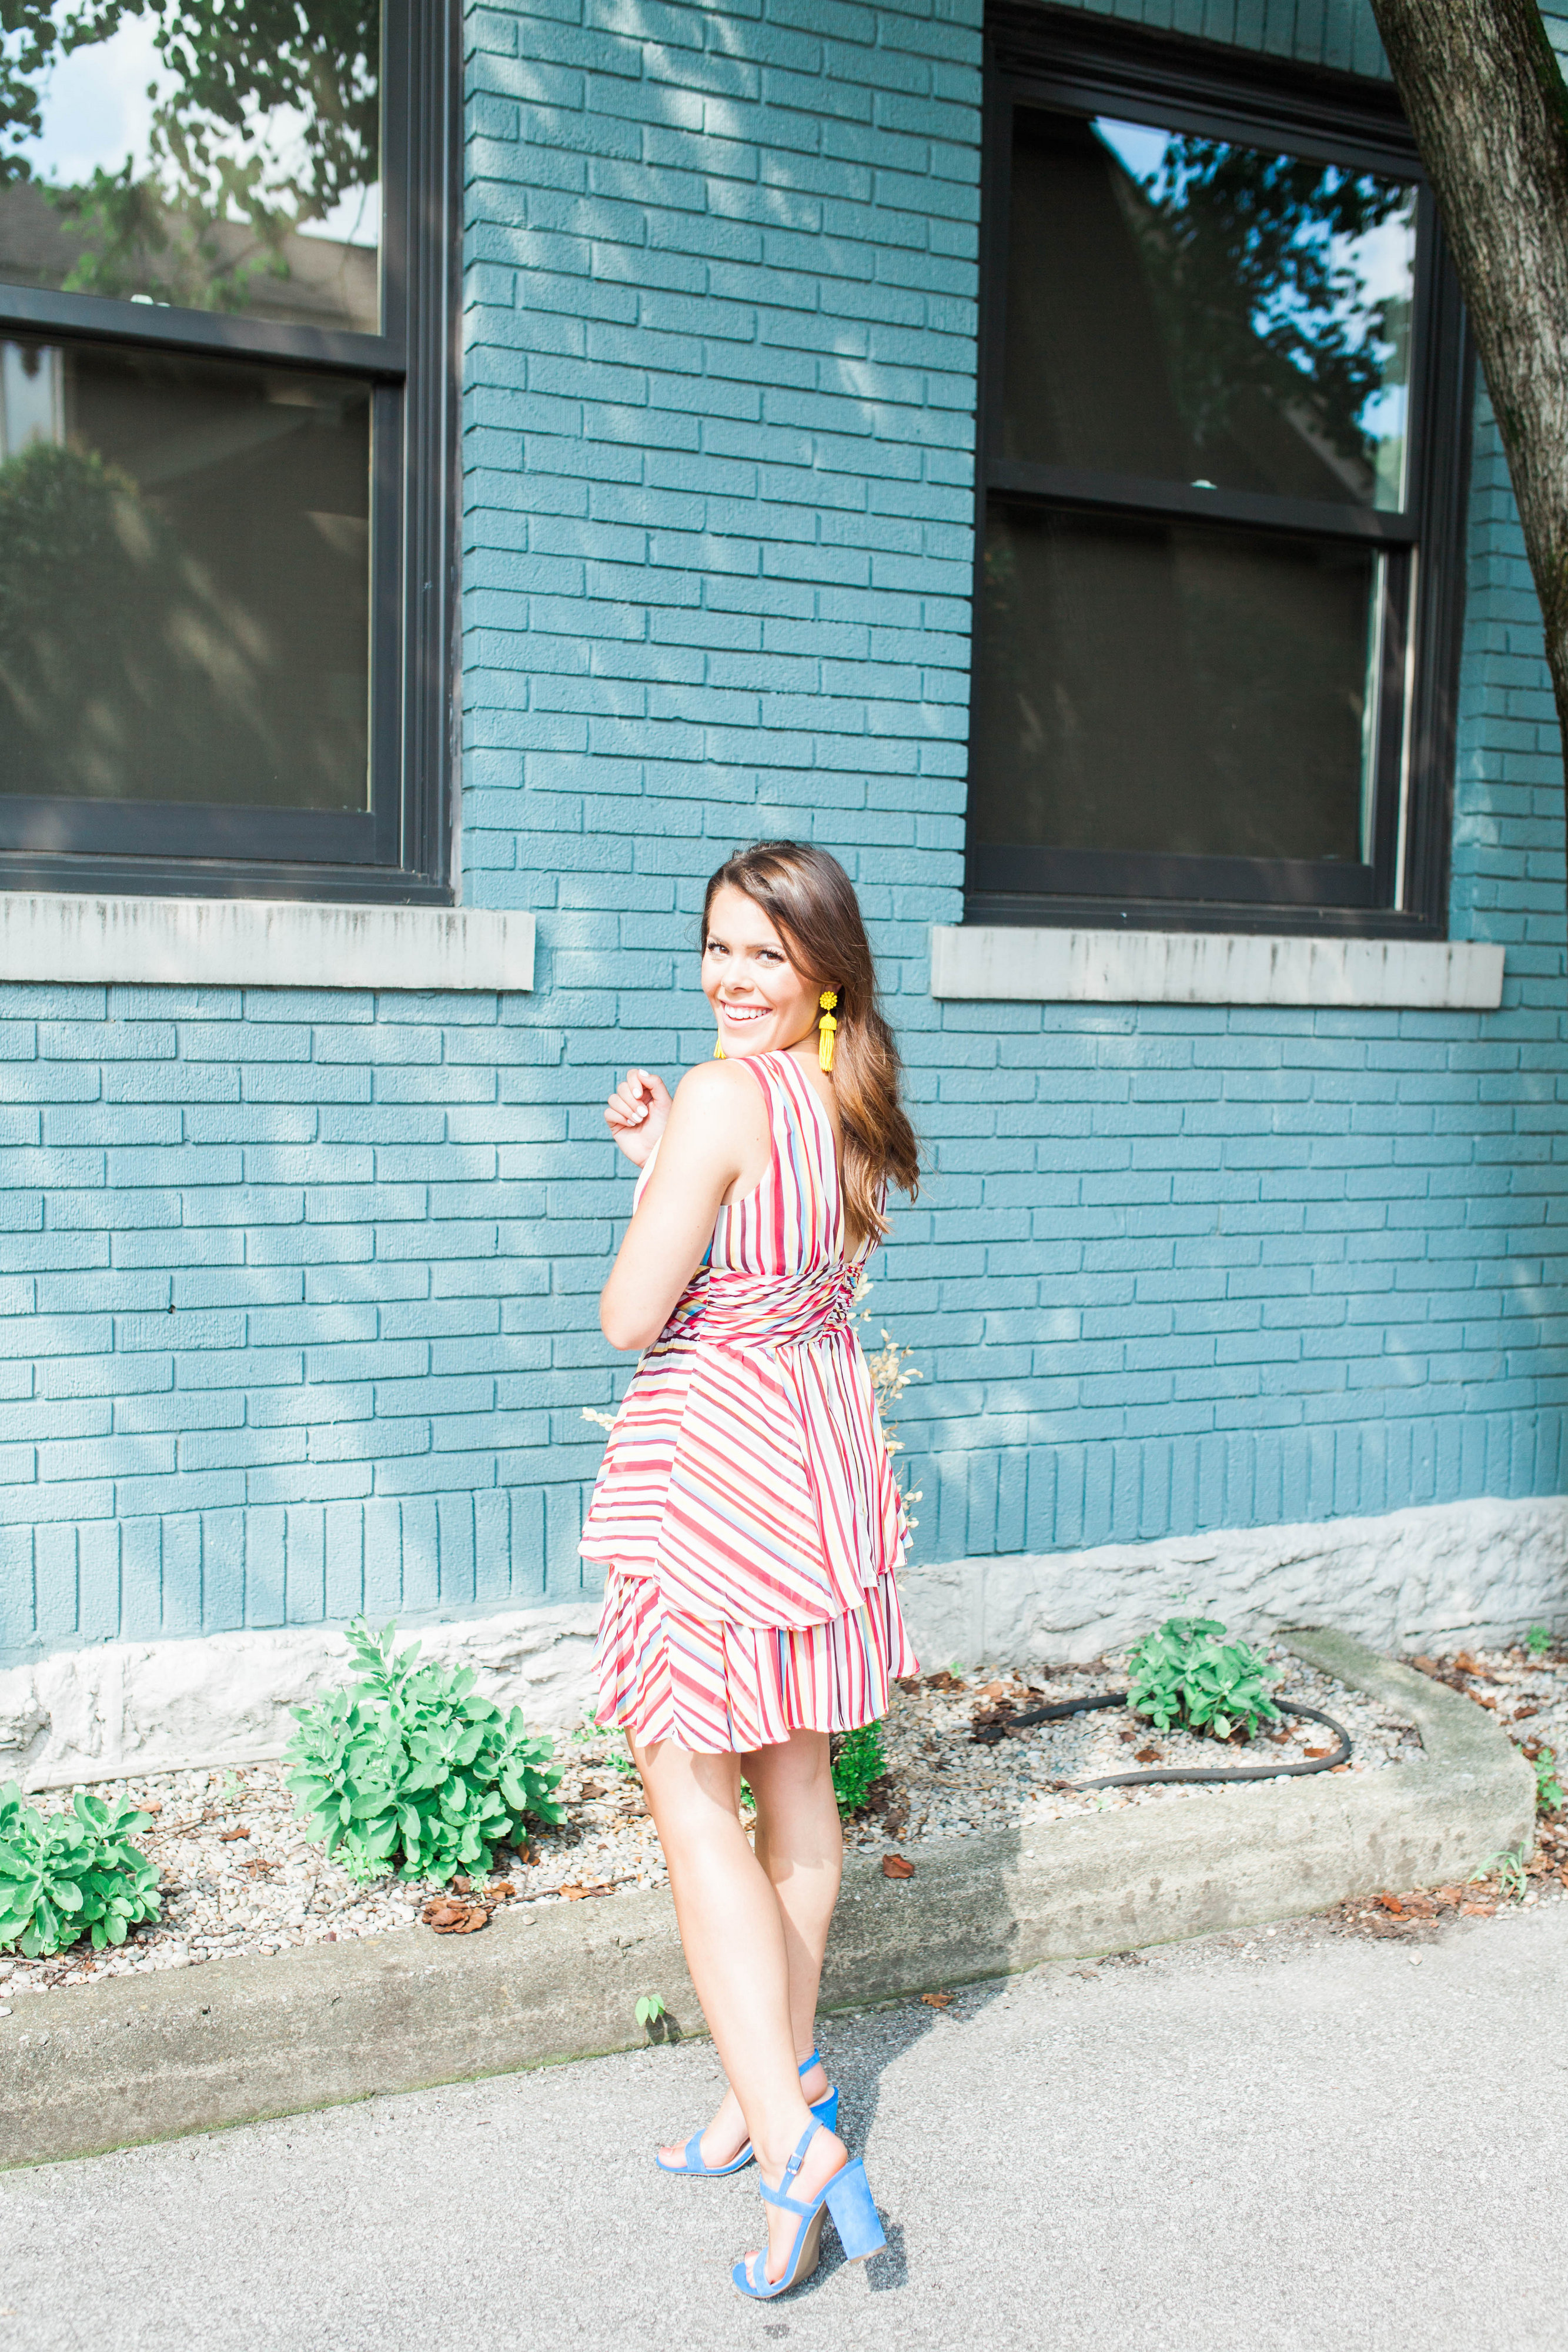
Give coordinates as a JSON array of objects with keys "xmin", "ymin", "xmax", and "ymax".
[{"xmin": 604, "ymin": 1067, "xmax": 673, "ymax": 1168}]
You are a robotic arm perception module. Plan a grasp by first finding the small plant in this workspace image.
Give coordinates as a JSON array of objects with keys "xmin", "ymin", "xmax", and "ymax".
[
  {"xmin": 1526, "ymin": 1624, "xmax": 1553, "ymax": 1658},
  {"xmin": 830, "ymin": 1720, "xmax": 887, "ymax": 1814},
  {"xmin": 1127, "ymin": 1616, "xmax": 1281, "ymax": 1742},
  {"xmin": 285, "ymin": 1618, "xmax": 564, "ymax": 1887},
  {"xmin": 635, "ymin": 1993, "xmax": 667, "ymax": 2036},
  {"xmin": 0, "ymin": 1784, "xmax": 161, "ymax": 1959},
  {"xmin": 1531, "ymin": 1746, "xmax": 1566, "ymax": 1813},
  {"xmin": 1480, "ymin": 1845, "xmax": 1529, "ymax": 1901},
  {"xmin": 854, "ymin": 1274, "xmax": 923, "ymax": 1532}
]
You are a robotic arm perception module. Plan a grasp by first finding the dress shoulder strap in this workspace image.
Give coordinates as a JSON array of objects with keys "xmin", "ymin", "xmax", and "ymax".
[{"xmin": 749, "ymin": 1049, "xmax": 843, "ymax": 1262}]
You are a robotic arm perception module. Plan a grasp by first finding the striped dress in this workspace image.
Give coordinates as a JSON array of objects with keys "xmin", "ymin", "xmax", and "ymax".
[{"xmin": 581, "ymin": 1047, "xmax": 917, "ymax": 1752}]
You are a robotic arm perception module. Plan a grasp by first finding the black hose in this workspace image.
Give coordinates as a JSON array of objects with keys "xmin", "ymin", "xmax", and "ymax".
[{"xmin": 994, "ymin": 1690, "xmax": 1353, "ymax": 1789}]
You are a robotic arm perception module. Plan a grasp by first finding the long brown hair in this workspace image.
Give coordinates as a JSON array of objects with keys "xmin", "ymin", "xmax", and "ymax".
[{"xmin": 701, "ymin": 841, "xmax": 920, "ymax": 1250}]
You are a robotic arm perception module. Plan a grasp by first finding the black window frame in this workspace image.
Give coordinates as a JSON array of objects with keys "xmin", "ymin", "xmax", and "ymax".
[
  {"xmin": 0, "ymin": 0, "xmax": 459, "ymax": 906},
  {"xmin": 967, "ymin": 5, "xmax": 1474, "ymax": 938}
]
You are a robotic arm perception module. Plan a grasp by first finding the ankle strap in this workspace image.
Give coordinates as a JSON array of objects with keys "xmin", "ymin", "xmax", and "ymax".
[
  {"xmin": 797, "ymin": 2049, "xmax": 821, "ymax": 2077},
  {"xmin": 758, "ymin": 2121, "xmax": 821, "ymax": 2216}
]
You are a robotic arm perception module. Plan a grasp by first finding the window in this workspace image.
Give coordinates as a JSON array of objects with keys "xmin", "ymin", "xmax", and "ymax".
[
  {"xmin": 968, "ymin": 12, "xmax": 1472, "ymax": 934},
  {"xmin": 0, "ymin": 2, "xmax": 457, "ymax": 901}
]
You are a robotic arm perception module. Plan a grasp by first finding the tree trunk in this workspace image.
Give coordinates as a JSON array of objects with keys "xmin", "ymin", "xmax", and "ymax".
[{"xmin": 1369, "ymin": 0, "xmax": 1568, "ymax": 773}]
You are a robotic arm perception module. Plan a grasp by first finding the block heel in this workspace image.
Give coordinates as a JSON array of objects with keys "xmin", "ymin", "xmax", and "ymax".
[{"xmin": 822, "ymin": 2158, "xmax": 884, "ymax": 2261}]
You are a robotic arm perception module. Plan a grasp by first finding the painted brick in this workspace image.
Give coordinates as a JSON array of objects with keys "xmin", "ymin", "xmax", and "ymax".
[{"xmin": 4, "ymin": 0, "xmax": 1567, "ymax": 1663}]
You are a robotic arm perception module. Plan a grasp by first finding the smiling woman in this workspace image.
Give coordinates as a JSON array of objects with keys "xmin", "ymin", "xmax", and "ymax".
[{"xmin": 579, "ymin": 841, "xmax": 918, "ymax": 2302}]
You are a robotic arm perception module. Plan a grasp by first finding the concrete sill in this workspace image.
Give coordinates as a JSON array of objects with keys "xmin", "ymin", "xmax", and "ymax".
[
  {"xmin": 0, "ymin": 895, "xmax": 536, "ymax": 994},
  {"xmin": 930, "ymin": 925, "xmax": 1505, "ymax": 1011}
]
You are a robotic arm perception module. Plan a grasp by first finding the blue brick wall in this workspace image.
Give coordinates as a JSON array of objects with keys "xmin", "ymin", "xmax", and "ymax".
[{"xmin": 4, "ymin": 0, "xmax": 1567, "ymax": 1666}]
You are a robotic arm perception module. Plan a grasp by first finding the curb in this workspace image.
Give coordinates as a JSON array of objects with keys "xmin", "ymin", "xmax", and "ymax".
[{"xmin": 0, "ymin": 1631, "xmax": 1534, "ymax": 2170}]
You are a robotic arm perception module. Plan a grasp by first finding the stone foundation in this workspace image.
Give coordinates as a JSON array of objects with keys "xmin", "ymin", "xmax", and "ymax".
[{"xmin": 3, "ymin": 1494, "xmax": 1564, "ymax": 1790}]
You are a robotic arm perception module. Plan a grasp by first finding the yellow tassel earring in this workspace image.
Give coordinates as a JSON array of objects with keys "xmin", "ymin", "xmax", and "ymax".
[
  {"xmin": 713, "ymin": 1027, "xmax": 726, "ymax": 1060},
  {"xmin": 817, "ymin": 989, "xmax": 838, "ymax": 1073}
]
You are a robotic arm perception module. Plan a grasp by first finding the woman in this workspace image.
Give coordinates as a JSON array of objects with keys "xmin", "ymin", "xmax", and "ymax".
[{"xmin": 580, "ymin": 840, "xmax": 921, "ymax": 2301}]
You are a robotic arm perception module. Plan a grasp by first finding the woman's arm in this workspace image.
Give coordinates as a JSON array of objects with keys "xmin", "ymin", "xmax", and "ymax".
[{"xmin": 599, "ymin": 1060, "xmax": 769, "ymax": 1351}]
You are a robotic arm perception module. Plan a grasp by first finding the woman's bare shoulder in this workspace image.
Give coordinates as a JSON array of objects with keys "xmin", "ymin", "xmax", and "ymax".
[{"xmin": 662, "ymin": 1057, "xmax": 768, "ymax": 1148}]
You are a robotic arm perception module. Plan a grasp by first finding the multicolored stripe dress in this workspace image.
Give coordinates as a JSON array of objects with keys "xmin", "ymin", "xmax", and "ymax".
[{"xmin": 581, "ymin": 1047, "xmax": 917, "ymax": 1752}]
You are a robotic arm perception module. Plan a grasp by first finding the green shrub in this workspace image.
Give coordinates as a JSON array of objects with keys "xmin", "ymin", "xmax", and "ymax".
[
  {"xmin": 285, "ymin": 1618, "xmax": 564, "ymax": 1886},
  {"xmin": 0, "ymin": 1785, "xmax": 161, "ymax": 1959},
  {"xmin": 830, "ymin": 1720, "xmax": 886, "ymax": 1813},
  {"xmin": 1127, "ymin": 1616, "xmax": 1281, "ymax": 1742}
]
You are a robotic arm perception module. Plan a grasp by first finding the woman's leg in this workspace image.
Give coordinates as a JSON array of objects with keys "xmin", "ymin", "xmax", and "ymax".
[
  {"xmin": 657, "ymin": 1728, "xmax": 843, "ymax": 2163},
  {"xmin": 634, "ymin": 1730, "xmax": 848, "ymax": 2281},
  {"xmin": 745, "ymin": 1728, "xmax": 842, "ymax": 2100}
]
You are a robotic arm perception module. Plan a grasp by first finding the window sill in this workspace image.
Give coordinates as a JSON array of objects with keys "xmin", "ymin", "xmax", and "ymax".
[
  {"xmin": 930, "ymin": 926, "xmax": 1504, "ymax": 1011},
  {"xmin": 0, "ymin": 895, "xmax": 536, "ymax": 993}
]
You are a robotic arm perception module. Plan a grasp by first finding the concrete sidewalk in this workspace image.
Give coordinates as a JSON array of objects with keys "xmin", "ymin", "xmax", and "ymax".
[{"xmin": 3, "ymin": 1902, "xmax": 1565, "ymax": 2352}]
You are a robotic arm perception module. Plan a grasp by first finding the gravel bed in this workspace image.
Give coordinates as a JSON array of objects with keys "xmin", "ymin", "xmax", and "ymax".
[{"xmin": 0, "ymin": 1641, "xmax": 1430, "ymax": 2010}]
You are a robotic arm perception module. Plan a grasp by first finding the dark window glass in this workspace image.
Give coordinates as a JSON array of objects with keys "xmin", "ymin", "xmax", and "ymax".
[
  {"xmin": 972, "ymin": 505, "xmax": 1380, "ymax": 864},
  {"xmin": 967, "ymin": 24, "xmax": 1470, "ymax": 936},
  {"xmin": 0, "ymin": 4, "xmax": 456, "ymax": 901},
  {"xmin": 0, "ymin": 6, "xmax": 380, "ymax": 334},
  {"xmin": 1002, "ymin": 111, "xmax": 1414, "ymax": 510},
  {"xmin": 0, "ymin": 336, "xmax": 370, "ymax": 810}
]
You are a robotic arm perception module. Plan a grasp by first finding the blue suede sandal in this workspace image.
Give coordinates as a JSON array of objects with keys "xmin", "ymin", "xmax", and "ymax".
[
  {"xmin": 655, "ymin": 2050, "xmax": 838, "ymax": 2177},
  {"xmin": 731, "ymin": 2120, "xmax": 885, "ymax": 2300}
]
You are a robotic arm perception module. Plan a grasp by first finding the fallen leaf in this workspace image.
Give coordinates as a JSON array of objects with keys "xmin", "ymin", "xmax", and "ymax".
[
  {"xmin": 1134, "ymin": 1748, "xmax": 1161, "ymax": 1766},
  {"xmin": 486, "ymin": 1882, "xmax": 514, "ymax": 1902},
  {"xmin": 1302, "ymin": 1746, "xmax": 1330, "ymax": 1760},
  {"xmin": 1376, "ymin": 1892, "xmax": 1406, "ymax": 1916},
  {"xmin": 1514, "ymin": 1705, "xmax": 1540, "ymax": 1720},
  {"xmin": 1460, "ymin": 1900, "xmax": 1496, "ymax": 1918},
  {"xmin": 560, "ymin": 1881, "xmax": 613, "ymax": 1901},
  {"xmin": 894, "ymin": 1675, "xmax": 922, "ymax": 1694},
  {"xmin": 219, "ymin": 1826, "xmax": 249, "ymax": 1842},
  {"xmin": 924, "ymin": 1670, "xmax": 964, "ymax": 1693},
  {"xmin": 979, "ymin": 1681, "xmax": 1008, "ymax": 1702},
  {"xmin": 420, "ymin": 1898, "xmax": 490, "ymax": 1935},
  {"xmin": 920, "ymin": 1991, "xmax": 954, "ymax": 2009},
  {"xmin": 1411, "ymin": 1655, "xmax": 1437, "ymax": 1674},
  {"xmin": 1453, "ymin": 1651, "xmax": 1479, "ymax": 1674},
  {"xmin": 143, "ymin": 1800, "xmax": 163, "ymax": 1816},
  {"xmin": 579, "ymin": 1782, "xmax": 607, "ymax": 1801},
  {"xmin": 1434, "ymin": 1886, "xmax": 1464, "ymax": 1905},
  {"xmin": 882, "ymin": 1853, "xmax": 915, "ymax": 1880}
]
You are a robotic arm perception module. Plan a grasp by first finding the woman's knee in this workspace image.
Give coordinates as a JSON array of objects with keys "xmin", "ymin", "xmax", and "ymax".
[{"xmin": 635, "ymin": 1736, "xmax": 745, "ymax": 1841}]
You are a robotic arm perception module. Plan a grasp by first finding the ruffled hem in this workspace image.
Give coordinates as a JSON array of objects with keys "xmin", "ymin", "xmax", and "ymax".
[{"xmin": 592, "ymin": 1566, "xmax": 918, "ymax": 1754}]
